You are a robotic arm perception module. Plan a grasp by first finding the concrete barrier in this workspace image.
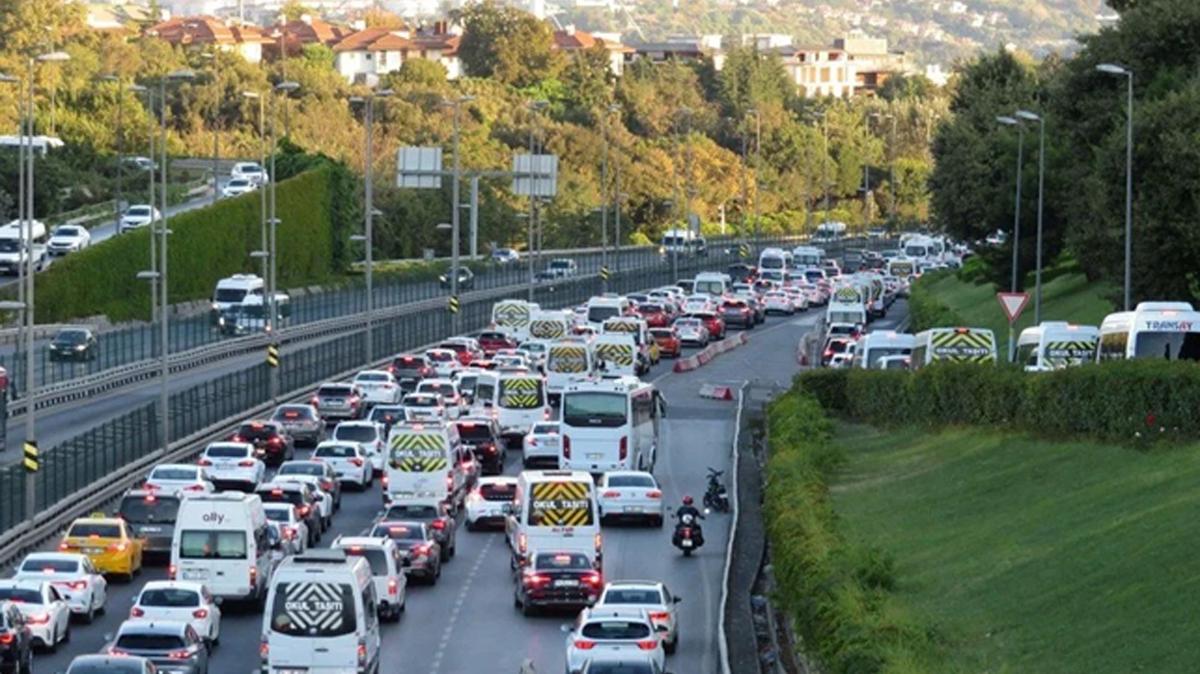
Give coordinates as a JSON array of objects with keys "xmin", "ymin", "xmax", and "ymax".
[
  {"xmin": 698, "ymin": 383, "xmax": 735, "ymax": 400},
  {"xmin": 671, "ymin": 333, "xmax": 749, "ymax": 373}
]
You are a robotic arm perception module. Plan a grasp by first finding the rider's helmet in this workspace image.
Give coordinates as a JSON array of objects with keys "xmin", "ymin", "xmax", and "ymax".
[{"xmin": 682, "ymin": 495, "xmax": 694, "ymax": 506}]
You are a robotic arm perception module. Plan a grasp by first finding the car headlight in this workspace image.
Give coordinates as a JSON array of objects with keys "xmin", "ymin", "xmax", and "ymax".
[
  {"xmin": 48, "ymin": 343, "xmax": 58, "ymax": 350},
  {"xmin": 75, "ymin": 344, "xmax": 87, "ymax": 351}
]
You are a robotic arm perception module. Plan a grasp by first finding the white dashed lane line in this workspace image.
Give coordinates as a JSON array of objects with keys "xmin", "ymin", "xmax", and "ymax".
[{"xmin": 430, "ymin": 534, "xmax": 495, "ymax": 674}]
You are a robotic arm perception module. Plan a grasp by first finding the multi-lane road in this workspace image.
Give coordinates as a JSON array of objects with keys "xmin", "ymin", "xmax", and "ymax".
[{"xmin": 27, "ymin": 296, "xmax": 908, "ymax": 673}]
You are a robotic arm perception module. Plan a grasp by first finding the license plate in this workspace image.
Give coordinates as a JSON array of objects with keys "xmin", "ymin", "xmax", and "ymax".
[
  {"xmin": 681, "ymin": 539, "xmax": 693, "ymax": 548},
  {"xmin": 182, "ymin": 569, "xmax": 208, "ymax": 580},
  {"xmin": 587, "ymin": 453, "xmax": 604, "ymax": 460},
  {"xmin": 623, "ymin": 506, "xmax": 643, "ymax": 513},
  {"xmin": 555, "ymin": 579, "xmax": 579, "ymax": 588},
  {"xmin": 85, "ymin": 547, "xmax": 103, "ymax": 555},
  {"xmin": 327, "ymin": 399, "xmax": 344, "ymax": 405},
  {"xmin": 542, "ymin": 438, "xmax": 559, "ymax": 448}
]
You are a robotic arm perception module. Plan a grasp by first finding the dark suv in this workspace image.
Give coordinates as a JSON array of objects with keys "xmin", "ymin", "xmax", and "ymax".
[
  {"xmin": 117, "ymin": 489, "xmax": 181, "ymax": 560},
  {"xmin": 103, "ymin": 621, "xmax": 207, "ymax": 674},
  {"xmin": 0, "ymin": 602, "xmax": 32, "ymax": 674},
  {"xmin": 719, "ymin": 299, "xmax": 755, "ymax": 329},
  {"xmin": 232, "ymin": 420, "xmax": 295, "ymax": 466},
  {"xmin": 455, "ymin": 418, "xmax": 505, "ymax": 475},
  {"xmin": 257, "ymin": 482, "xmax": 322, "ymax": 545}
]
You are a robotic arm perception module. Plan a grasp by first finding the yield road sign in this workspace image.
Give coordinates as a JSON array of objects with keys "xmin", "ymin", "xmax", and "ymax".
[{"xmin": 996, "ymin": 292, "xmax": 1030, "ymax": 323}]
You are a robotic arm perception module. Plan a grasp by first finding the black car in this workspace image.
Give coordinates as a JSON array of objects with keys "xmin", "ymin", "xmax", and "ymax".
[
  {"xmin": 455, "ymin": 418, "xmax": 506, "ymax": 474},
  {"xmin": 514, "ymin": 551, "xmax": 602, "ymax": 616},
  {"xmin": 377, "ymin": 502, "xmax": 457, "ymax": 561},
  {"xmin": 370, "ymin": 521, "xmax": 441, "ymax": 584},
  {"xmin": 438, "ymin": 266, "xmax": 475, "ymax": 290},
  {"xmin": 117, "ymin": 490, "xmax": 181, "ymax": 560},
  {"xmin": 0, "ymin": 602, "xmax": 32, "ymax": 674},
  {"xmin": 48, "ymin": 328, "xmax": 97, "ymax": 363},
  {"xmin": 726, "ymin": 263, "xmax": 756, "ymax": 283},
  {"xmin": 231, "ymin": 420, "xmax": 295, "ymax": 466},
  {"xmin": 257, "ymin": 482, "xmax": 322, "ymax": 544}
]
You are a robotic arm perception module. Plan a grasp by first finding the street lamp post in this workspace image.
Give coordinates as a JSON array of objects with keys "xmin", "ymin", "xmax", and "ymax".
[
  {"xmin": 351, "ymin": 89, "xmax": 394, "ymax": 361},
  {"xmin": 526, "ymin": 100, "xmax": 548, "ymax": 301},
  {"xmin": 870, "ymin": 111, "xmax": 896, "ymax": 226},
  {"xmin": 747, "ymin": 108, "xmax": 762, "ymax": 244},
  {"xmin": 997, "ymin": 114, "xmax": 1024, "ymax": 362},
  {"xmin": 1016, "ymin": 110, "xmax": 1046, "ymax": 324},
  {"xmin": 243, "ymin": 91, "xmax": 267, "ymax": 281},
  {"xmin": 443, "ymin": 95, "xmax": 473, "ymax": 333},
  {"xmin": 1097, "ymin": 63, "xmax": 1134, "ymax": 310},
  {"xmin": 606, "ymin": 104, "xmax": 621, "ymax": 272},
  {"xmin": 268, "ymin": 81, "xmax": 300, "ymax": 345}
]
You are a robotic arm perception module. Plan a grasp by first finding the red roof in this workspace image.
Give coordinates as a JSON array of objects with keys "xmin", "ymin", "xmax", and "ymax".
[
  {"xmin": 552, "ymin": 28, "xmax": 630, "ymax": 53},
  {"xmin": 148, "ymin": 16, "xmax": 269, "ymax": 46}
]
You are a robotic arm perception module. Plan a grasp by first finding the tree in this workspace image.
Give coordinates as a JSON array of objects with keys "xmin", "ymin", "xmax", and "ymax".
[
  {"xmin": 455, "ymin": 2, "xmax": 562, "ymax": 88},
  {"xmin": 878, "ymin": 73, "xmax": 936, "ymax": 101},
  {"xmin": 560, "ymin": 44, "xmax": 614, "ymax": 124},
  {"xmin": 715, "ymin": 46, "xmax": 795, "ymax": 120},
  {"xmin": 388, "ymin": 58, "xmax": 449, "ymax": 88},
  {"xmin": 0, "ymin": 0, "xmax": 85, "ymax": 55},
  {"xmin": 280, "ymin": 0, "xmax": 315, "ymax": 21}
]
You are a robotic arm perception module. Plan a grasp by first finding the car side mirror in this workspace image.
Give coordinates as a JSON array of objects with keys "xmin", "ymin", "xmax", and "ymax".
[{"xmin": 673, "ymin": 596, "xmax": 682, "ymax": 604}]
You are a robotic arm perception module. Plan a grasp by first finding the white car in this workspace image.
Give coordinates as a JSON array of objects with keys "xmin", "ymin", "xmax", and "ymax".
[
  {"xmin": 48, "ymin": 225, "xmax": 91, "ymax": 256},
  {"xmin": 274, "ymin": 473, "xmax": 335, "ymax": 531},
  {"xmin": 354, "ymin": 370, "xmax": 403, "ymax": 405},
  {"xmin": 0, "ymin": 580, "xmax": 71, "ymax": 650},
  {"xmin": 313, "ymin": 441, "xmax": 374, "ymax": 490},
  {"xmin": 143, "ymin": 464, "xmax": 214, "ymax": 495},
  {"xmin": 230, "ymin": 161, "xmax": 269, "ymax": 185},
  {"xmin": 118, "ymin": 204, "xmax": 160, "ymax": 233},
  {"xmin": 220, "ymin": 177, "xmax": 257, "ymax": 198},
  {"xmin": 783, "ymin": 287, "xmax": 809, "ymax": 312},
  {"xmin": 197, "ymin": 442, "xmax": 264, "ymax": 491},
  {"xmin": 594, "ymin": 581, "xmax": 681, "ymax": 654},
  {"xmin": 424, "ymin": 348, "xmax": 462, "ymax": 378},
  {"xmin": 597, "ymin": 471, "xmax": 664, "ymax": 527},
  {"xmin": 130, "ymin": 581, "xmax": 222, "ymax": 645},
  {"xmin": 400, "ymin": 392, "xmax": 448, "ymax": 423},
  {"xmin": 492, "ymin": 354, "xmax": 529, "ymax": 370},
  {"xmin": 415, "ymin": 379, "xmax": 464, "ymax": 419},
  {"xmin": 516, "ymin": 342, "xmax": 549, "ymax": 370},
  {"xmin": 763, "ymin": 291, "xmax": 794, "ymax": 315},
  {"xmin": 465, "ymin": 476, "xmax": 518, "ymax": 531},
  {"xmin": 13, "ymin": 553, "xmax": 107, "ymax": 623},
  {"xmin": 263, "ymin": 502, "xmax": 309, "ymax": 555},
  {"xmin": 331, "ymin": 536, "xmax": 407, "ymax": 621},
  {"xmin": 674, "ymin": 318, "xmax": 709, "ymax": 346},
  {"xmin": 522, "ymin": 421, "xmax": 561, "ymax": 469},
  {"xmin": 330, "ymin": 421, "xmax": 386, "ymax": 475},
  {"xmin": 565, "ymin": 607, "xmax": 666, "ymax": 674},
  {"xmin": 492, "ymin": 248, "xmax": 520, "ymax": 264}
]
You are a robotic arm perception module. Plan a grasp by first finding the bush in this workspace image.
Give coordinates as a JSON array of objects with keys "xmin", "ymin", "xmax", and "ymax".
[
  {"xmin": 34, "ymin": 168, "xmax": 340, "ymax": 323},
  {"xmin": 798, "ymin": 359, "xmax": 1200, "ymax": 445},
  {"xmin": 765, "ymin": 390, "xmax": 938, "ymax": 673},
  {"xmin": 906, "ymin": 273, "xmax": 965, "ymax": 332}
]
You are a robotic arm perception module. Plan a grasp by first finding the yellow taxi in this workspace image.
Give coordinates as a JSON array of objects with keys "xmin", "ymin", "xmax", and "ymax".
[{"xmin": 58, "ymin": 514, "xmax": 143, "ymax": 580}]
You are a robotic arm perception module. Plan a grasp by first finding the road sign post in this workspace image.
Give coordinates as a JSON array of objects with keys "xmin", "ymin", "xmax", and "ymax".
[{"xmin": 997, "ymin": 292, "xmax": 1031, "ymax": 362}]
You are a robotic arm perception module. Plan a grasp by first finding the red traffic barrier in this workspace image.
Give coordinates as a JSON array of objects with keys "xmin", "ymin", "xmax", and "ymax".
[{"xmin": 698, "ymin": 383, "xmax": 735, "ymax": 400}]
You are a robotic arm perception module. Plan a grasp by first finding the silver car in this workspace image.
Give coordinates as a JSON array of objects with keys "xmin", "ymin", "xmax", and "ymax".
[
  {"xmin": 594, "ymin": 581, "xmax": 682, "ymax": 654},
  {"xmin": 312, "ymin": 382, "xmax": 365, "ymax": 421},
  {"xmin": 674, "ymin": 318, "xmax": 710, "ymax": 346},
  {"xmin": 271, "ymin": 404, "xmax": 325, "ymax": 446}
]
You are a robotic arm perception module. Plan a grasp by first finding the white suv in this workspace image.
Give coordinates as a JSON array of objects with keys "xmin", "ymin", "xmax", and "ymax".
[
  {"xmin": 313, "ymin": 441, "xmax": 374, "ymax": 490},
  {"xmin": 230, "ymin": 161, "xmax": 268, "ymax": 185},
  {"xmin": 331, "ymin": 537, "xmax": 407, "ymax": 621},
  {"xmin": 198, "ymin": 442, "xmax": 264, "ymax": 491}
]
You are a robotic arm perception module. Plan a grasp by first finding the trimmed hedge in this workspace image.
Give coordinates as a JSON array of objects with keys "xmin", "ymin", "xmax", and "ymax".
[
  {"xmin": 798, "ymin": 360, "xmax": 1200, "ymax": 444},
  {"xmin": 35, "ymin": 168, "xmax": 340, "ymax": 323},
  {"xmin": 765, "ymin": 391, "xmax": 939, "ymax": 674}
]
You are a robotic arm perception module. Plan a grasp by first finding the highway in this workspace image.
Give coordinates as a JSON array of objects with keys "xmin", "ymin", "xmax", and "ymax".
[{"xmin": 26, "ymin": 295, "xmax": 909, "ymax": 673}]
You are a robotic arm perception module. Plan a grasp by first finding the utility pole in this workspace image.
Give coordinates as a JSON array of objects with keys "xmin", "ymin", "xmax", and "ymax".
[
  {"xmin": 600, "ymin": 109, "xmax": 610, "ymax": 293},
  {"xmin": 446, "ymin": 95, "xmax": 472, "ymax": 335},
  {"xmin": 242, "ymin": 90, "xmax": 267, "ymax": 282},
  {"xmin": 525, "ymin": 100, "xmax": 548, "ymax": 301}
]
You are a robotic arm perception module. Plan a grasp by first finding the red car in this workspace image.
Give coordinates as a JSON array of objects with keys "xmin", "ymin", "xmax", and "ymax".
[
  {"xmin": 477, "ymin": 331, "xmax": 518, "ymax": 357},
  {"xmin": 689, "ymin": 311, "xmax": 726, "ymax": 340},
  {"xmin": 649, "ymin": 327, "xmax": 682, "ymax": 358},
  {"xmin": 637, "ymin": 303, "xmax": 672, "ymax": 328},
  {"xmin": 438, "ymin": 338, "xmax": 483, "ymax": 365}
]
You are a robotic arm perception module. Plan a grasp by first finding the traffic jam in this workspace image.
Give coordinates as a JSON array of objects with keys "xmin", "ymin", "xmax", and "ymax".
[{"xmin": 5, "ymin": 257, "xmax": 851, "ymax": 674}]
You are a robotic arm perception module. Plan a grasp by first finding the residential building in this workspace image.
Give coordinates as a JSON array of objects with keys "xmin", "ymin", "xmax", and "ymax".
[
  {"xmin": 266, "ymin": 15, "xmax": 353, "ymax": 59},
  {"xmin": 552, "ymin": 25, "xmax": 632, "ymax": 77},
  {"xmin": 833, "ymin": 34, "xmax": 912, "ymax": 95},
  {"xmin": 629, "ymin": 35, "xmax": 725, "ymax": 70},
  {"xmin": 331, "ymin": 25, "xmax": 461, "ymax": 84},
  {"xmin": 741, "ymin": 33, "xmax": 792, "ymax": 50},
  {"xmin": 147, "ymin": 15, "xmax": 271, "ymax": 63},
  {"xmin": 783, "ymin": 47, "xmax": 857, "ymax": 98}
]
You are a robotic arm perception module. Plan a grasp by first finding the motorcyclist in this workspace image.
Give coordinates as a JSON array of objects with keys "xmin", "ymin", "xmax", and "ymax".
[{"xmin": 675, "ymin": 496, "xmax": 704, "ymax": 525}]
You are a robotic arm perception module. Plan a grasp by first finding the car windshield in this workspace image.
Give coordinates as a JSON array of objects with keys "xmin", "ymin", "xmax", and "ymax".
[
  {"xmin": 550, "ymin": 260, "xmax": 571, "ymax": 270},
  {"xmin": 65, "ymin": 660, "xmax": 148, "ymax": 674},
  {"xmin": 604, "ymin": 587, "xmax": 664, "ymax": 605},
  {"xmin": 0, "ymin": 240, "xmax": 20, "ymax": 253},
  {"xmin": 392, "ymin": 357, "xmax": 426, "ymax": 374},
  {"xmin": 118, "ymin": 495, "xmax": 180, "ymax": 524},
  {"xmin": 54, "ymin": 226, "xmax": 82, "ymax": 237},
  {"xmin": 606, "ymin": 474, "xmax": 655, "ymax": 488},
  {"xmin": 115, "ymin": 633, "xmax": 185, "ymax": 651},
  {"xmin": 584, "ymin": 663, "xmax": 655, "ymax": 674},
  {"xmin": 531, "ymin": 423, "xmax": 559, "ymax": 435},
  {"xmin": 580, "ymin": 621, "xmax": 652, "ymax": 640},
  {"xmin": 56, "ymin": 330, "xmax": 89, "ymax": 343},
  {"xmin": 534, "ymin": 553, "xmax": 591, "ymax": 570},
  {"xmin": 403, "ymin": 396, "xmax": 437, "ymax": 408},
  {"xmin": 179, "ymin": 530, "xmax": 247, "ymax": 559},
  {"xmin": 229, "ymin": 179, "xmax": 250, "ymax": 187},
  {"xmin": 150, "ymin": 467, "xmax": 197, "ymax": 481},
  {"xmin": 357, "ymin": 373, "xmax": 389, "ymax": 382},
  {"xmin": 479, "ymin": 482, "xmax": 516, "ymax": 500},
  {"xmin": 68, "ymin": 523, "xmax": 121, "ymax": 538},
  {"xmin": 342, "ymin": 547, "xmax": 389, "ymax": 574},
  {"xmin": 588, "ymin": 306, "xmax": 621, "ymax": 323},
  {"xmin": 315, "ymin": 445, "xmax": 358, "ymax": 459},
  {"xmin": 563, "ymin": 393, "xmax": 626, "ymax": 428},
  {"xmin": 420, "ymin": 383, "xmax": 456, "ymax": 398},
  {"xmin": 205, "ymin": 445, "xmax": 250, "ymax": 458},
  {"xmin": 383, "ymin": 505, "xmax": 438, "ymax": 520},
  {"xmin": 21, "ymin": 559, "xmax": 77, "ymax": 573},
  {"xmin": 273, "ymin": 406, "xmax": 314, "ymax": 421},
  {"xmin": 369, "ymin": 408, "xmax": 404, "ymax": 425},
  {"xmin": 319, "ymin": 386, "xmax": 354, "ymax": 397},
  {"xmin": 0, "ymin": 588, "xmax": 42, "ymax": 603},
  {"xmin": 138, "ymin": 588, "xmax": 200, "ymax": 607},
  {"xmin": 236, "ymin": 424, "xmax": 276, "ymax": 441},
  {"xmin": 334, "ymin": 426, "xmax": 377, "ymax": 442},
  {"xmin": 279, "ymin": 463, "xmax": 324, "ymax": 477},
  {"xmin": 676, "ymin": 319, "xmax": 700, "ymax": 328},
  {"xmin": 455, "ymin": 423, "xmax": 493, "ymax": 442},
  {"xmin": 214, "ymin": 287, "xmax": 248, "ymax": 303},
  {"xmin": 270, "ymin": 581, "xmax": 356, "ymax": 637},
  {"xmin": 263, "ymin": 507, "xmax": 293, "ymax": 523},
  {"xmin": 126, "ymin": 206, "xmax": 151, "ymax": 217}
]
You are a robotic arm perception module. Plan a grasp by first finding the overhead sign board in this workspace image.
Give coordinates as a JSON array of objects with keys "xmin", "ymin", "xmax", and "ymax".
[
  {"xmin": 397, "ymin": 147, "xmax": 443, "ymax": 189},
  {"xmin": 512, "ymin": 154, "xmax": 558, "ymax": 197}
]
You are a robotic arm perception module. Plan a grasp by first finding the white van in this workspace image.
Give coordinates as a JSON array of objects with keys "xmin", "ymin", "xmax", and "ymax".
[
  {"xmin": 852, "ymin": 331, "xmax": 916, "ymax": 369},
  {"xmin": 528, "ymin": 310, "xmax": 572, "ymax": 342},
  {"xmin": 1017, "ymin": 322, "xmax": 1100, "ymax": 371},
  {"xmin": 507, "ymin": 470, "xmax": 602, "ymax": 569},
  {"xmin": 792, "ymin": 246, "xmax": 822, "ymax": 268},
  {"xmin": 560, "ymin": 377, "xmax": 663, "ymax": 474},
  {"xmin": 171, "ymin": 493, "xmax": 273, "ymax": 604},
  {"xmin": 545, "ymin": 341, "xmax": 593, "ymax": 404},
  {"xmin": 0, "ymin": 219, "xmax": 48, "ymax": 275},
  {"xmin": 211, "ymin": 274, "xmax": 264, "ymax": 323},
  {"xmin": 826, "ymin": 284, "xmax": 867, "ymax": 326},
  {"xmin": 384, "ymin": 421, "xmax": 468, "ymax": 510},
  {"xmin": 910, "ymin": 327, "xmax": 998, "ymax": 368},
  {"xmin": 491, "ymin": 299, "xmax": 539, "ymax": 342},
  {"xmin": 591, "ymin": 333, "xmax": 640, "ymax": 377},
  {"xmin": 693, "ymin": 271, "xmax": 730, "ymax": 298},
  {"xmin": 586, "ymin": 297, "xmax": 629, "ymax": 329},
  {"xmin": 477, "ymin": 372, "xmax": 550, "ymax": 445},
  {"xmin": 757, "ymin": 248, "xmax": 792, "ymax": 277},
  {"xmin": 1097, "ymin": 301, "xmax": 1200, "ymax": 362},
  {"xmin": 262, "ymin": 549, "xmax": 381, "ymax": 674}
]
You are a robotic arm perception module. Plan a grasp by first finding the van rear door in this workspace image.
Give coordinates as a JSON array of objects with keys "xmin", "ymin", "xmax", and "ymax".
[
  {"xmin": 268, "ymin": 580, "xmax": 358, "ymax": 669},
  {"xmin": 175, "ymin": 529, "xmax": 253, "ymax": 599}
]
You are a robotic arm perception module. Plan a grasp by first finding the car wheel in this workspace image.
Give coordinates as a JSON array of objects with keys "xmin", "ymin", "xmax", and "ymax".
[
  {"xmin": 664, "ymin": 635, "xmax": 678, "ymax": 655},
  {"xmin": 19, "ymin": 647, "xmax": 31, "ymax": 674},
  {"xmin": 82, "ymin": 600, "xmax": 95, "ymax": 624},
  {"xmin": 61, "ymin": 623, "xmax": 70, "ymax": 644}
]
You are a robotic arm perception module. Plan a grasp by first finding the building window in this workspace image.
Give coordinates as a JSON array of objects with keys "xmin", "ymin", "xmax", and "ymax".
[{"xmin": 821, "ymin": 67, "xmax": 830, "ymax": 83}]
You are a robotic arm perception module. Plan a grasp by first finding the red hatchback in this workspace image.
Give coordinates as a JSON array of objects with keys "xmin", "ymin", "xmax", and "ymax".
[
  {"xmin": 438, "ymin": 339, "xmax": 483, "ymax": 365},
  {"xmin": 477, "ymin": 331, "xmax": 518, "ymax": 357},
  {"xmin": 637, "ymin": 303, "xmax": 672, "ymax": 328},
  {"xmin": 649, "ymin": 327, "xmax": 682, "ymax": 358},
  {"xmin": 689, "ymin": 311, "xmax": 726, "ymax": 341}
]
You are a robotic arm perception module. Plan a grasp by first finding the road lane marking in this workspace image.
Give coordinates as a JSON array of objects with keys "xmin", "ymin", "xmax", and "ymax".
[{"xmin": 430, "ymin": 534, "xmax": 494, "ymax": 674}]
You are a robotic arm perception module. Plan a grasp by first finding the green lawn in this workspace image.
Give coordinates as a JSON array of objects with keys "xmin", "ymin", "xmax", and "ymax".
[
  {"xmin": 830, "ymin": 423, "xmax": 1200, "ymax": 674},
  {"xmin": 923, "ymin": 271, "xmax": 1114, "ymax": 340}
]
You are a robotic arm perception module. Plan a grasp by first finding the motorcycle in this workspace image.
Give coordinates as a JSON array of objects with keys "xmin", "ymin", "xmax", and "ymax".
[
  {"xmin": 704, "ymin": 467, "xmax": 730, "ymax": 513},
  {"xmin": 671, "ymin": 511, "xmax": 707, "ymax": 556}
]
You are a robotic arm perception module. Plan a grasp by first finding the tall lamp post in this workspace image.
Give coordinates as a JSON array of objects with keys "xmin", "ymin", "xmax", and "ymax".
[
  {"xmin": 350, "ymin": 88, "xmax": 394, "ymax": 361},
  {"xmin": 242, "ymin": 90, "xmax": 267, "ymax": 281},
  {"xmin": 525, "ymin": 100, "xmax": 548, "ymax": 301},
  {"xmin": 605, "ymin": 104, "xmax": 622, "ymax": 272},
  {"xmin": 443, "ymin": 95, "xmax": 473, "ymax": 333},
  {"xmin": 1096, "ymin": 63, "xmax": 1134, "ymax": 310},
  {"xmin": 997, "ymin": 114, "xmax": 1025, "ymax": 362},
  {"xmin": 267, "ymin": 81, "xmax": 300, "ymax": 339},
  {"xmin": 746, "ymin": 108, "xmax": 762, "ymax": 244},
  {"xmin": 1015, "ymin": 110, "xmax": 1046, "ymax": 324},
  {"xmin": 870, "ymin": 111, "xmax": 896, "ymax": 227}
]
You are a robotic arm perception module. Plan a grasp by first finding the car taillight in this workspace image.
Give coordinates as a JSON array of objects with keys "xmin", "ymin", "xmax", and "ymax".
[
  {"xmin": 518, "ymin": 533, "xmax": 527, "ymax": 554},
  {"xmin": 58, "ymin": 542, "xmax": 70, "ymax": 551},
  {"xmin": 26, "ymin": 613, "xmax": 49, "ymax": 625},
  {"xmin": 388, "ymin": 578, "xmax": 399, "ymax": 596},
  {"xmin": 238, "ymin": 459, "xmax": 256, "ymax": 467},
  {"xmin": 602, "ymin": 490, "xmax": 620, "ymax": 498},
  {"xmin": 259, "ymin": 638, "xmax": 269, "ymax": 660},
  {"xmin": 107, "ymin": 646, "xmax": 128, "ymax": 656},
  {"xmin": 527, "ymin": 437, "xmax": 538, "ymax": 447},
  {"xmin": 562, "ymin": 435, "xmax": 571, "ymax": 460},
  {"xmin": 268, "ymin": 436, "xmax": 283, "ymax": 446},
  {"xmin": 647, "ymin": 489, "xmax": 662, "ymax": 499},
  {"xmin": 168, "ymin": 564, "xmax": 177, "ymax": 580},
  {"xmin": 594, "ymin": 533, "xmax": 603, "ymax": 553},
  {"xmin": 349, "ymin": 457, "xmax": 364, "ymax": 467},
  {"xmin": 298, "ymin": 506, "xmax": 310, "ymax": 517},
  {"xmin": 231, "ymin": 435, "xmax": 244, "ymax": 443},
  {"xmin": 349, "ymin": 396, "xmax": 361, "ymax": 406},
  {"xmin": 637, "ymin": 639, "xmax": 659, "ymax": 651},
  {"xmin": 197, "ymin": 458, "xmax": 213, "ymax": 466},
  {"xmin": 619, "ymin": 436, "xmax": 628, "ymax": 461},
  {"xmin": 358, "ymin": 640, "xmax": 367, "ymax": 665},
  {"xmin": 107, "ymin": 541, "xmax": 129, "ymax": 552},
  {"xmin": 193, "ymin": 608, "xmax": 209, "ymax": 619},
  {"xmin": 431, "ymin": 519, "xmax": 446, "ymax": 530},
  {"xmin": 310, "ymin": 397, "xmax": 320, "ymax": 406},
  {"xmin": 169, "ymin": 647, "xmax": 195, "ymax": 660},
  {"xmin": 250, "ymin": 566, "xmax": 258, "ymax": 585},
  {"xmin": 582, "ymin": 571, "xmax": 602, "ymax": 587},
  {"xmin": 320, "ymin": 479, "xmax": 334, "ymax": 491},
  {"xmin": 381, "ymin": 475, "xmax": 389, "ymax": 488},
  {"xmin": 183, "ymin": 484, "xmax": 205, "ymax": 492},
  {"xmin": 282, "ymin": 526, "xmax": 296, "ymax": 540},
  {"xmin": 523, "ymin": 573, "xmax": 551, "ymax": 587},
  {"xmin": 573, "ymin": 639, "xmax": 595, "ymax": 650},
  {"xmin": 0, "ymin": 633, "xmax": 13, "ymax": 645}
]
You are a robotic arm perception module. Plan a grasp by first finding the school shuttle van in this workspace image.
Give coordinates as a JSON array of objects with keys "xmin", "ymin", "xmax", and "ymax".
[
  {"xmin": 545, "ymin": 341, "xmax": 593, "ymax": 403},
  {"xmin": 1097, "ymin": 301, "xmax": 1200, "ymax": 362},
  {"xmin": 262, "ymin": 549, "xmax": 380, "ymax": 674},
  {"xmin": 384, "ymin": 422, "xmax": 467, "ymax": 509},
  {"xmin": 171, "ymin": 492, "xmax": 272, "ymax": 603},
  {"xmin": 910, "ymin": 327, "xmax": 998, "ymax": 368},
  {"xmin": 528, "ymin": 310, "xmax": 571, "ymax": 341},
  {"xmin": 591, "ymin": 333, "xmax": 641, "ymax": 377},
  {"xmin": 1017, "ymin": 322, "xmax": 1099, "ymax": 371},
  {"xmin": 491, "ymin": 300, "xmax": 539, "ymax": 342},
  {"xmin": 852, "ymin": 331, "xmax": 915, "ymax": 369},
  {"xmin": 507, "ymin": 470, "xmax": 601, "ymax": 568},
  {"xmin": 560, "ymin": 376, "xmax": 663, "ymax": 474}
]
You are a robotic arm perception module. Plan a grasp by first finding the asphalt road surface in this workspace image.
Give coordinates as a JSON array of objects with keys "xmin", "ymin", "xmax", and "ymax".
[{"xmin": 23, "ymin": 296, "xmax": 914, "ymax": 674}]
